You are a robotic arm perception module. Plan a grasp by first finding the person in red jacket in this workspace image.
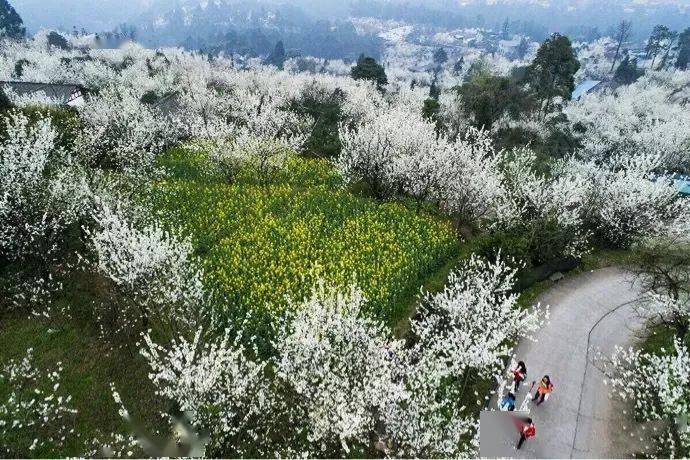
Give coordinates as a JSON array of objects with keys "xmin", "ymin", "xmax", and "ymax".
[
  {"xmin": 511, "ymin": 360, "xmax": 527, "ymax": 391},
  {"xmin": 516, "ymin": 417, "xmax": 536, "ymax": 450},
  {"xmin": 532, "ymin": 375, "xmax": 554, "ymax": 405}
]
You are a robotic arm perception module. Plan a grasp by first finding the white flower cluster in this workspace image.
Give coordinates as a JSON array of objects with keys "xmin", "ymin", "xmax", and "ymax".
[
  {"xmin": 0, "ymin": 111, "xmax": 88, "ymax": 262},
  {"xmin": 141, "ymin": 328, "xmax": 266, "ymax": 455},
  {"xmin": 76, "ymin": 85, "xmax": 174, "ymax": 172},
  {"xmin": 142, "ymin": 255, "xmax": 547, "ymax": 457},
  {"xmin": 275, "ymin": 283, "xmax": 403, "ymax": 455},
  {"xmin": 565, "ymin": 71, "xmax": 690, "ymax": 171},
  {"xmin": 499, "ymin": 149, "xmax": 591, "ymax": 258},
  {"xmin": 339, "ymin": 103, "xmax": 505, "ymax": 227},
  {"xmin": 568, "ymin": 152, "xmax": 688, "ymax": 248},
  {"xmin": 84, "ymin": 201, "xmax": 208, "ymax": 337},
  {"xmin": 605, "ymin": 338, "xmax": 690, "ymax": 456},
  {"xmin": 412, "ymin": 254, "xmax": 547, "ymax": 379},
  {"xmin": 0, "ymin": 349, "xmax": 77, "ymax": 456}
]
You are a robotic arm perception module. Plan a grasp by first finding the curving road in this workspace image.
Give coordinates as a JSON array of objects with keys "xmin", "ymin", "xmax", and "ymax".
[{"xmin": 506, "ymin": 267, "xmax": 649, "ymax": 459}]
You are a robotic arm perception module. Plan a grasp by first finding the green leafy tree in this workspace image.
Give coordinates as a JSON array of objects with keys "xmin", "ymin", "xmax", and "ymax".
[
  {"xmin": 433, "ymin": 47, "xmax": 448, "ymax": 65},
  {"xmin": 614, "ymin": 54, "xmax": 643, "ymax": 85},
  {"xmin": 47, "ymin": 31, "xmax": 70, "ymax": 50},
  {"xmin": 13, "ymin": 58, "xmax": 28, "ymax": 78},
  {"xmin": 265, "ymin": 40, "xmax": 287, "ymax": 69},
  {"xmin": 453, "ymin": 57, "xmax": 464, "ymax": 74},
  {"xmin": 646, "ymin": 25, "xmax": 673, "ymax": 69},
  {"xmin": 0, "ymin": 0, "xmax": 25, "ymax": 39},
  {"xmin": 291, "ymin": 87, "xmax": 345, "ymax": 158},
  {"xmin": 422, "ymin": 97, "xmax": 441, "ymax": 129},
  {"xmin": 516, "ymin": 37, "xmax": 530, "ymax": 60},
  {"xmin": 527, "ymin": 33, "xmax": 580, "ymax": 117},
  {"xmin": 0, "ymin": 87, "xmax": 11, "ymax": 111},
  {"xmin": 457, "ymin": 71, "xmax": 531, "ymax": 130},
  {"xmin": 675, "ymin": 28, "xmax": 690, "ymax": 70},
  {"xmin": 464, "ymin": 57, "xmax": 492, "ymax": 82},
  {"xmin": 351, "ymin": 55, "xmax": 388, "ymax": 89}
]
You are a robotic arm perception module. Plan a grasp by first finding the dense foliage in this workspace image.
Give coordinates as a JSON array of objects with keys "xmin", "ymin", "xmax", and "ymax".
[{"xmin": 0, "ymin": 23, "xmax": 689, "ymax": 458}]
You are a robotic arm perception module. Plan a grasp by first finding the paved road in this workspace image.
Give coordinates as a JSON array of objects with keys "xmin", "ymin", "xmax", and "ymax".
[{"xmin": 505, "ymin": 267, "xmax": 649, "ymax": 459}]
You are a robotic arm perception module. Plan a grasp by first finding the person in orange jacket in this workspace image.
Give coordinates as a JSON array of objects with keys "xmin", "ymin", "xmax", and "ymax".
[
  {"xmin": 516, "ymin": 417, "xmax": 536, "ymax": 450},
  {"xmin": 532, "ymin": 375, "xmax": 554, "ymax": 405}
]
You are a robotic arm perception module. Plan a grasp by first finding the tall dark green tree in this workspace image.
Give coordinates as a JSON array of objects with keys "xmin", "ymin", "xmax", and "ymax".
[
  {"xmin": 0, "ymin": 86, "xmax": 11, "ymax": 111},
  {"xmin": 265, "ymin": 40, "xmax": 286, "ymax": 69},
  {"xmin": 645, "ymin": 25, "xmax": 672, "ymax": 69},
  {"xmin": 453, "ymin": 57, "xmax": 465, "ymax": 74},
  {"xmin": 614, "ymin": 54, "xmax": 643, "ymax": 85},
  {"xmin": 47, "ymin": 31, "xmax": 70, "ymax": 50},
  {"xmin": 457, "ymin": 72, "xmax": 531, "ymax": 130},
  {"xmin": 351, "ymin": 55, "xmax": 388, "ymax": 89},
  {"xmin": 657, "ymin": 29, "xmax": 678, "ymax": 70},
  {"xmin": 516, "ymin": 37, "xmax": 530, "ymax": 60},
  {"xmin": 0, "ymin": 0, "xmax": 25, "ymax": 39},
  {"xmin": 527, "ymin": 33, "xmax": 580, "ymax": 117},
  {"xmin": 433, "ymin": 47, "xmax": 448, "ymax": 65},
  {"xmin": 676, "ymin": 28, "xmax": 690, "ymax": 70},
  {"xmin": 610, "ymin": 20, "xmax": 632, "ymax": 73}
]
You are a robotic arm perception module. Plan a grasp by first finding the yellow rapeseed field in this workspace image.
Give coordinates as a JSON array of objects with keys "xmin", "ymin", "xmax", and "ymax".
[{"xmin": 150, "ymin": 148, "xmax": 459, "ymax": 326}]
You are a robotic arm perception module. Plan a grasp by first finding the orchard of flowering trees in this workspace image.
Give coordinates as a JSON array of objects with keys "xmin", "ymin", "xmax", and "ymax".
[{"xmin": 0, "ymin": 26, "xmax": 689, "ymax": 458}]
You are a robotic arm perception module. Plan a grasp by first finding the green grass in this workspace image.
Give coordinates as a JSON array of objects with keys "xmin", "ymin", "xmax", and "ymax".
[
  {"xmin": 0, "ymin": 146, "xmax": 464, "ymax": 456},
  {"xmin": 0, "ymin": 313, "xmax": 164, "ymax": 457},
  {"xmin": 150, "ymin": 148, "xmax": 461, "ymax": 329},
  {"xmin": 578, "ymin": 248, "xmax": 637, "ymax": 272}
]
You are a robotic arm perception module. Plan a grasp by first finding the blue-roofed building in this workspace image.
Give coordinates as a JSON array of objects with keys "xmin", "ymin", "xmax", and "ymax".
[
  {"xmin": 571, "ymin": 80, "xmax": 603, "ymax": 101},
  {"xmin": 671, "ymin": 174, "xmax": 690, "ymax": 196}
]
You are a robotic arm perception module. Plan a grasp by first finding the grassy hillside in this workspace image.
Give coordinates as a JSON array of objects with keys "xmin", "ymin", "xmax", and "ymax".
[{"xmin": 0, "ymin": 147, "xmax": 462, "ymax": 456}]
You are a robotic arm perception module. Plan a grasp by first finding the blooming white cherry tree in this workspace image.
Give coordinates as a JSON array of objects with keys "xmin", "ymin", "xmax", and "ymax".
[
  {"xmin": 564, "ymin": 72, "xmax": 690, "ymax": 171},
  {"xmin": 432, "ymin": 129, "xmax": 507, "ymax": 228},
  {"xmin": 604, "ymin": 338, "xmax": 690, "ymax": 457},
  {"xmin": 498, "ymin": 149, "xmax": 592, "ymax": 260},
  {"xmin": 0, "ymin": 111, "xmax": 88, "ymax": 262},
  {"xmin": 381, "ymin": 254, "xmax": 546, "ymax": 458},
  {"xmin": 77, "ymin": 85, "xmax": 175, "ymax": 172},
  {"xmin": 412, "ymin": 254, "xmax": 547, "ymax": 379},
  {"xmin": 140, "ymin": 328, "xmax": 267, "ymax": 457},
  {"xmin": 85, "ymin": 200, "xmax": 207, "ymax": 336},
  {"xmin": 568, "ymin": 153, "xmax": 687, "ymax": 248},
  {"xmin": 338, "ymin": 104, "xmax": 506, "ymax": 227},
  {"xmin": 275, "ymin": 283, "xmax": 405, "ymax": 455}
]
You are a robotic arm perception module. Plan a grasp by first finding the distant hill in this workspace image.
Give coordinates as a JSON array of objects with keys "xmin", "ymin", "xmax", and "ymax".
[{"xmin": 134, "ymin": 0, "xmax": 382, "ymax": 60}]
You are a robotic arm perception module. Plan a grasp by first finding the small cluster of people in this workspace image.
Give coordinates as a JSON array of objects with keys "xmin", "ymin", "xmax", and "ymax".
[{"xmin": 497, "ymin": 360, "xmax": 555, "ymax": 450}]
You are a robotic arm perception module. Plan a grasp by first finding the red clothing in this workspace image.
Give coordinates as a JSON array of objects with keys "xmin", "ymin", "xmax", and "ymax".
[
  {"xmin": 522, "ymin": 424, "xmax": 536, "ymax": 438},
  {"xmin": 512, "ymin": 368, "xmax": 525, "ymax": 381}
]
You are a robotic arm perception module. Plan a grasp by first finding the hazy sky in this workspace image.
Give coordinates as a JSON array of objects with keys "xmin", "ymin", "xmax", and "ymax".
[
  {"xmin": 11, "ymin": 0, "xmax": 154, "ymax": 32},
  {"xmin": 9, "ymin": 0, "xmax": 690, "ymax": 34}
]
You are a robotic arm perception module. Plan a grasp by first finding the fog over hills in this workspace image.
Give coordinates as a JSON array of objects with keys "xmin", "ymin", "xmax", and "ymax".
[{"xmin": 10, "ymin": 0, "xmax": 690, "ymax": 44}]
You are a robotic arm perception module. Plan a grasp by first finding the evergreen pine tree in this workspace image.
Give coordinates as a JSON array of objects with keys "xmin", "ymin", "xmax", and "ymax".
[
  {"xmin": 265, "ymin": 40, "xmax": 286, "ymax": 69},
  {"xmin": 614, "ymin": 54, "xmax": 642, "ymax": 85},
  {"xmin": 675, "ymin": 28, "xmax": 690, "ymax": 70},
  {"xmin": 527, "ymin": 33, "xmax": 580, "ymax": 116},
  {"xmin": 351, "ymin": 55, "xmax": 388, "ymax": 89},
  {"xmin": 0, "ymin": 0, "xmax": 25, "ymax": 39}
]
